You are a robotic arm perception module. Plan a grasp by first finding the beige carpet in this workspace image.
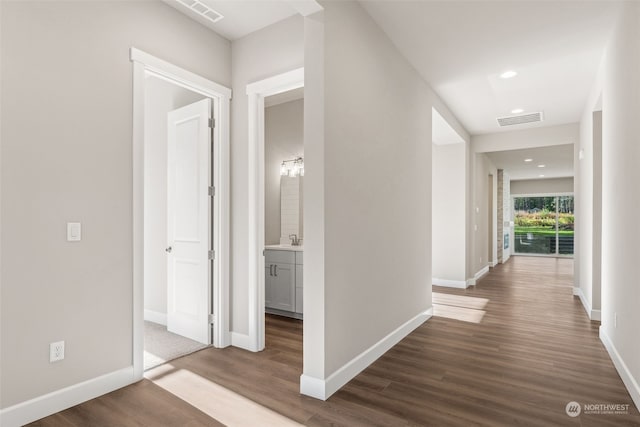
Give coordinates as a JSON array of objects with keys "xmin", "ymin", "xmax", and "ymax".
[{"xmin": 144, "ymin": 321, "xmax": 208, "ymax": 370}]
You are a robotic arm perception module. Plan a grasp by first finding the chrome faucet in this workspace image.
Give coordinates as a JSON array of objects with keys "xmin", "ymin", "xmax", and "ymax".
[{"xmin": 289, "ymin": 234, "xmax": 300, "ymax": 246}]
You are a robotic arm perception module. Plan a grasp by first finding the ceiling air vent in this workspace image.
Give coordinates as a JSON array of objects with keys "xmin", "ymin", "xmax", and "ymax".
[
  {"xmin": 497, "ymin": 111, "xmax": 544, "ymax": 127},
  {"xmin": 176, "ymin": 0, "xmax": 224, "ymax": 24}
]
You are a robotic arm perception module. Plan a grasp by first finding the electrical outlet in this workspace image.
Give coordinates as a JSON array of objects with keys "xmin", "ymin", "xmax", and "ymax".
[{"xmin": 50, "ymin": 341, "xmax": 65, "ymax": 363}]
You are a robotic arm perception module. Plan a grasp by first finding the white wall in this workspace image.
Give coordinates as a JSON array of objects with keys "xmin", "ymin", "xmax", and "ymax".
[
  {"xmin": 501, "ymin": 171, "xmax": 512, "ymax": 262},
  {"xmin": 596, "ymin": 1, "xmax": 640, "ymax": 409},
  {"xmin": 432, "ymin": 143, "xmax": 466, "ymax": 283},
  {"xmin": 301, "ymin": 0, "xmax": 468, "ymax": 398},
  {"xmin": 324, "ymin": 0, "xmax": 431, "ymax": 377},
  {"xmin": 0, "ymin": 0, "xmax": 230, "ymax": 410},
  {"xmin": 143, "ymin": 76, "xmax": 205, "ymax": 321},
  {"xmin": 265, "ymin": 98, "xmax": 304, "ymax": 245},
  {"xmin": 591, "ymin": 111, "xmax": 602, "ymax": 313},
  {"xmin": 302, "ymin": 9, "xmax": 326, "ymax": 383},
  {"xmin": 511, "ymin": 177, "xmax": 574, "ymax": 195},
  {"xmin": 575, "ymin": 59, "xmax": 603, "ymax": 322},
  {"xmin": 230, "ymin": 15, "xmax": 304, "ymax": 335},
  {"xmin": 472, "ymin": 154, "xmax": 497, "ymax": 276}
]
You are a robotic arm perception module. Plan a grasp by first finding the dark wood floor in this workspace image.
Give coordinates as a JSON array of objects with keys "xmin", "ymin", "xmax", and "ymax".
[{"xmin": 30, "ymin": 257, "xmax": 639, "ymax": 426}]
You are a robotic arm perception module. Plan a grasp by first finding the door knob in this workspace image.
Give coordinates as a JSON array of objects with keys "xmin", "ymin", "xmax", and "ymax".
[{"xmin": 166, "ymin": 246, "xmax": 172, "ymax": 253}]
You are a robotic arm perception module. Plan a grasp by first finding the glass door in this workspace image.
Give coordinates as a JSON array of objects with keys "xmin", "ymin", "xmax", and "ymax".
[
  {"xmin": 557, "ymin": 196, "xmax": 575, "ymax": 255},
  {"xmin": 513, "ymin": 195, "xmax": 574, "ymax": 256}
]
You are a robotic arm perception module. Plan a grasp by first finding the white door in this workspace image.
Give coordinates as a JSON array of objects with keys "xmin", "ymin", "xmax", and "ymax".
[{"xmin": 167, "ymin": 98, "xmax": 212, "ymax": 345}]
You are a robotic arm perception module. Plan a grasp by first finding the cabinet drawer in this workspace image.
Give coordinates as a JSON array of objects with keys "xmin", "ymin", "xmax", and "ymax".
[{"xmin": 265, "ymin": 249, "xmax": 295, "ymax": 264}]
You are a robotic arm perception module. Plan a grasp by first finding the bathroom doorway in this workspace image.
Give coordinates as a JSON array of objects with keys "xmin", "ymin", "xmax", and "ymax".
[
  {"xmin": 246, "ymin": 68, "xmax": 304, "ymax": 352},
  {"xmin": 263, "ymin": 88, "xmax": 304, "ymax": 346}
]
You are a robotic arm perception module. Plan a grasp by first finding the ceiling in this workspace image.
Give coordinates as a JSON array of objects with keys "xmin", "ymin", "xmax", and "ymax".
[
  {"xmin": 166, "ymin": 0, "xmax": 615, "ymax": 179},
  {"xmin": 361, "ymin": 1, "xmax": 622, "ymax": 135},
  {"xmin": 485, "ymin": 144, "xmax": 574, "ymax": 180},
  {"xmin": 163, "ymin": 0, "xmax": 299, "ymax": 40}
]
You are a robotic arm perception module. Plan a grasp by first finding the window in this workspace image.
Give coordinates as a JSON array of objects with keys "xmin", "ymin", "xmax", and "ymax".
[{"xmin": 513, "ymin": 195, "xmax": 574, "ymax": 256}]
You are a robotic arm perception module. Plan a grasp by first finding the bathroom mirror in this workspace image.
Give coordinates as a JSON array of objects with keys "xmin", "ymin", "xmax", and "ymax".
[{"xmin": 280, "ymin": 175, "xmax": 303, "ymax": 245}]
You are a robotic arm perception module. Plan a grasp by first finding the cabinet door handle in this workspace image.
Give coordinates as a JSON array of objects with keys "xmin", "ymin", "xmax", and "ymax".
[
  {"xmin": 269, "ymin": 264, "xmax": 273, "ymax": 276},
  {"xmin": 274, "ymin": 265, "xmax": 278, "ymax": 277}
]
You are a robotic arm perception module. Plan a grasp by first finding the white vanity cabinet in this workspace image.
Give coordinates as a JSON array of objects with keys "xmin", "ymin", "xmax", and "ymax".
[{"xmin": 265, "ymin": 248, "xmax": 303, "ymax": 319}]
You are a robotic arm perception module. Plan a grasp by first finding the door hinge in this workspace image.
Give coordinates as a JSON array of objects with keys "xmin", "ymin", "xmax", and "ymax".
[
  {"xmin": 208, "ymin": 118, "xmax": 215, "ymax": 129},
  {"xmin": 208, "ymin": 314, "xmax": 215, "ymax": 324},
  {"xmin": 208, "ymin": 186, "xmax": 215, "ymax": 197},
  {"xmin": 208, "ymin": 250, "xmax": 215, "ymax": 260}
]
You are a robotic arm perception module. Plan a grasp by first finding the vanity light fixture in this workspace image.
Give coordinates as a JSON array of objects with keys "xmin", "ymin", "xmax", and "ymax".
[{"xmin": 280, "ymin": 157, "xmax": 304, "ymax": 177}]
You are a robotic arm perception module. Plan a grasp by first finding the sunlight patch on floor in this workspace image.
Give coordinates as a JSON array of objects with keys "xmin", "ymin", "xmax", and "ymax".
[
  {"xmin": 432, "ymin": 292, "xmax": 489, "ymax": 323},
  {"xmin": 433, "ymin": 292, "xmax": 489, "ymax": 309},
  {"xmin": 146, "ymin": 364, "xmax": 303, "ymax": 426}
]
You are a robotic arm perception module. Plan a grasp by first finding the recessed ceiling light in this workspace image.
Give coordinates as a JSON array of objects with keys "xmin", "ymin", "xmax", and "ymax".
[
  {"xmin": 524, "ymin": 158, "xmax": 533, "ymax": 162},
  {"xmin": 500, "ymin": 70, "xmax": 518, "ymax": 79},
  {"xmin": 538, "ymin": 164, "xmax": 546, "ymax": 168},
  {"xmin": 539, "ymin": 174, "xmax": 545, "ymax": 178},
  {"xmin": 511, "ymin": 108, "xmax": 524, "ymax": 114}
]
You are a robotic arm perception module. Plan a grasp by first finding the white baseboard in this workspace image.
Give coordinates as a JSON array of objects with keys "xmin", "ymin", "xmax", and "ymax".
[
  {"xmin": 573, "ymin": 287, "xmax": 601, "ymax": 321},
  {"xmin": 599, "ymin": 326, "xmax": 640, "ymax": 412},
  {"xmin": 230, "ymin": 332, "xmax": 253, "ymax": 351},
  {"xmin": 300, "ymin": 308, "xmax": 432, "ymax": 400},
  {"xmin": 299, "ymin": 374, "xmax": 326, "ymax": 400},
  {"xmin": 466, "ymin": 266, "xmax": 490, "ymax": 287},
  {"xmin": 489, "ymin": 260, "xmax": 497, "ymax": 267},
  {"xmin": 475, "ymin": 266, "xmax": 489, "ymax": 280},
  {"xmin": 144, "ymin": 309, "xmax": 167, "ymax": 326},
  {"xmin": 0, "ymin": 367, "xmax": 134, "ymax": 427},
  {"xmin": 432, "ymin": 278, "xmax": 468, "ymax": 289}
]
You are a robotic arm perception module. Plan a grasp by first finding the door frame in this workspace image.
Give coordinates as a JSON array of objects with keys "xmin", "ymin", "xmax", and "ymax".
[
  {"xmin": 131, "ymin": 47, "xmax": 231, "ymax": 379},
  {"xmin": 246, "ymin": 68, "xmax": 304, "ymax": 351}
]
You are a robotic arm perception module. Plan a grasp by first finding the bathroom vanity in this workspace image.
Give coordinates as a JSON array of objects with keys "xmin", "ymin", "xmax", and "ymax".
[{"xmin": 265, "ymin": 245, "xmax": 303, "ymax": 320}]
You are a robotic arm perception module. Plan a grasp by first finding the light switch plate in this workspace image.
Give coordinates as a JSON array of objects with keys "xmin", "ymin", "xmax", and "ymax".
[{"xmin": 67, "ymin": 223, "xmax": 81, "ymax": 241}]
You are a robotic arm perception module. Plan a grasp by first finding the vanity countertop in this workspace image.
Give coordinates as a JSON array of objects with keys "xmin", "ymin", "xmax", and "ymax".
[{"xmin": 265, "ymin": 244, "xmax": 303, "ymax": 252}]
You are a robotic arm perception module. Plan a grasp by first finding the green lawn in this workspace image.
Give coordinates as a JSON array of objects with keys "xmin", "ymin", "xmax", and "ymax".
[{"xmin": 514, "ymin": 226, "xmax": 574, "ymax": 236}]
